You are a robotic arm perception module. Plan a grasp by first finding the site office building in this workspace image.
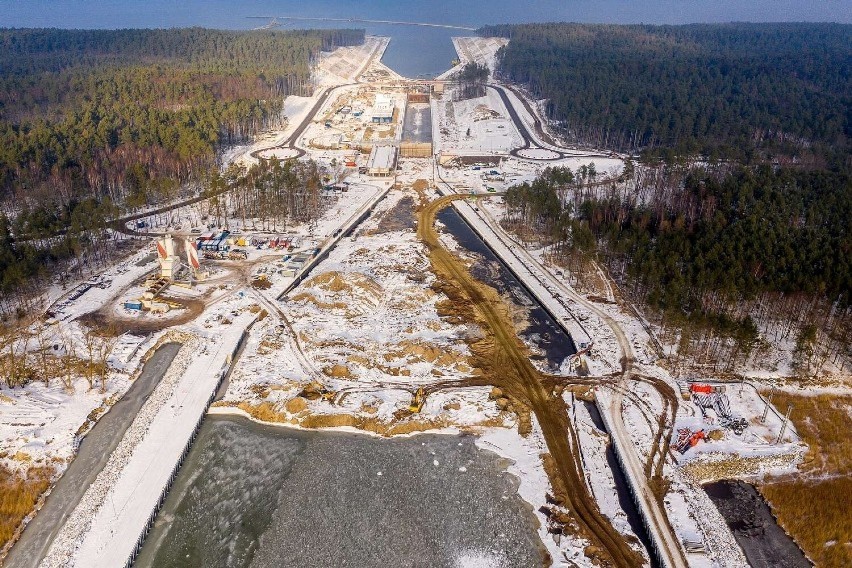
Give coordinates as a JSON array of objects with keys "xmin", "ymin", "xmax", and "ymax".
[{"xmin": 372, "ymin": 93, "xmax": 394, "ymax": 123}]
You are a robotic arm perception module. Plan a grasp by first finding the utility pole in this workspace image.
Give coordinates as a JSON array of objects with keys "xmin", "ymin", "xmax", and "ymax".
[
  {"xmin": 775, "ymin": 403, "xmax": 793, "ymax": 444},
  {"xmin": 760, "ymin": 388, "xmax": 775, "ymax": 424}
]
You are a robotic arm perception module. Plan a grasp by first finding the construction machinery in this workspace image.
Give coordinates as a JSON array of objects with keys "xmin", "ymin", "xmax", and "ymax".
[
  {"xmin": 299, "ymin": 381, "xmax": 337, "ymax": 403},
  {"xmin": 689, "ymin": 383, "xmax": 748, "ymax": 435},
  {"xmin": 155, "ymin": 234, "xmax": 181, "ymax": 279},
  {"xmin": 675, "ymin": 428, "xmax": 706, "ymax": 454},
  {"xmin": 143, "ymin": 276, "xmax": 171, "ymax": 300},
  {"xmin": 408, "ymin": 387, "xmax": 425, "ymax": 413},
  {"xmin": 689, "ymin": 383, "xmax": 725, "ymax": 395},
  {"xmin": 183, "ymin": 237, "xmax": 206, "ymax": 280}
]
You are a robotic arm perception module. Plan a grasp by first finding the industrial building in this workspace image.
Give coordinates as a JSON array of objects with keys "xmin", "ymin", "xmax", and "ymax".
[
  {"xmin": 366, "ymin": 145, "xmax": 398, "ymax": 177},
  {"xmin": 371, "ymin": 93, "xmax": 394, "ymax": 123}
]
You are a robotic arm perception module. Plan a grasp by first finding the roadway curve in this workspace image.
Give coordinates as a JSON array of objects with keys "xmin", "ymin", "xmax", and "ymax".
[
  {"xmin": 114, "ymin": 84, "xmax": 348, "ymax": 238},
  {"xmin": 247, "ymin": 85, "xmax": 344, "ymax": 162},
  {"xmin": 4, "ymin": 343, "xmax": 183, "ymax": 568},
  {"xmin": 419, "ymin": 194, "xmax": 643, "ymax": 567},
  {"xmin": 487, "ymin": 83, "xmax": 612, "ymax": 162}
]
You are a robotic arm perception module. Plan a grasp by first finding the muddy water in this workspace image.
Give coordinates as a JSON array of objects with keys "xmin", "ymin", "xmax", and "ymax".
[
  {"xmin": 704, "ymin": 480, "xmax": 811, "ymax": 568},
  {"xmin": 437, "ymin": 207, "xmax": 576, "ymax": 370},
  {"xmin": 135, "ymin": 415, "xmax": 547, "ymax": 568}
]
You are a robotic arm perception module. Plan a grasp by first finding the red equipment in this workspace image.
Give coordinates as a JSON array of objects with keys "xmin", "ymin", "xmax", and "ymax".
[{"xmin": 676, "ymin": 428, "xmax": 706, "ymax": 454}]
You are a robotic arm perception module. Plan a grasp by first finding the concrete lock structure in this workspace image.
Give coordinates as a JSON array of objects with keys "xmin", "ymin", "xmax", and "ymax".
[{"xmin": 367, "ymin": 145, "xmax": 397, "ymax": 177}]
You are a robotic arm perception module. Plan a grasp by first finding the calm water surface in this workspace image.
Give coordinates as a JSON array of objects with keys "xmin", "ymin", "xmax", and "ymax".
[{"xmin": 1, "ymin": 1, "xmax": 848, "ymax": 77}]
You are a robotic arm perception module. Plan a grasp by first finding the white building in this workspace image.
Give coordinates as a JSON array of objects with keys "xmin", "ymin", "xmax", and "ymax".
[
  {"xmin": 367, "ymin": 145, "xmax": 397, "ymax": 177},
  {"xmin": 372, "ymin": 93, "xmax": 394, "ymax": 123}
]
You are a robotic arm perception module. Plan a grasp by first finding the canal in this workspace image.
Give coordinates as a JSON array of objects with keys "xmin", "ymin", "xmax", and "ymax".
[{"xmin": 436, "ymin": 206, "xmax": 577, "ymax": 370}]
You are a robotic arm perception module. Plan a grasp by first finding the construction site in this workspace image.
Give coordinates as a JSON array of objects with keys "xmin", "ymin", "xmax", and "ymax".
[{"xmin": 1, "ymin": 32, "xmax": 830, "ymax": 568}]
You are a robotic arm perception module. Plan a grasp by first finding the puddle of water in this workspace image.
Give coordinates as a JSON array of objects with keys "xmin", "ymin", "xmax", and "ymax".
[
  {"xmin": 371, "ymin": 195, "xmax": 417, "ymax": 234},
  {"xmin": 136, "ymin": 415, "xmax": 547, "ymax": 568},
  {"xmin": 437, "ymin": 207, "xmax": 576, "ymax": 370},
  {"xmin": 704, "ymin": 480, "xmax": 811, "ymax": 568}
]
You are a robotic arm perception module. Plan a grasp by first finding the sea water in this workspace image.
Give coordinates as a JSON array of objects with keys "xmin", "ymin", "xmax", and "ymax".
[{"xmin": 0, "ymin": 1, "xmax": 846, "ymax": 78}]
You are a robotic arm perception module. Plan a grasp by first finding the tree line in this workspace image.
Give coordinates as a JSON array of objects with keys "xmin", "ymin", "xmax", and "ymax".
[
  {"xmin": 454, "ymin": 62, "xmax": 489, "ymax": 100},
  {"xmin": 503, "ymin": 164, "xmax": 851, "ymax": 374},
  {"xmin": 0, "ymin": 155, "xmax": 332, "ymax": 317},
  {"xmin": 0, "ymin": 27, "xmax": 363, "ymax": 318},
  {"xmin": 479, "ymin": 23, "xmax": 850, "ymax": 170},
  {"xmin": 205, "ymin": 157, "xmax": 326, "ymax": 233}
]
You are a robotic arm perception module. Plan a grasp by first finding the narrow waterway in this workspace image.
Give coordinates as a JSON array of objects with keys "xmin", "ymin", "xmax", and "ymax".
[
  {"xmin": 704, "ymin": 480, "xmax": 811, "ymax": 568},
  {"xmin": 437, "ymin": 207, "xmax": 577, "ymax": 370},
  {"xmin": 583, "ymin": 401, "xmax": 658, "ymax": 568},
  {"xmin": 135, "ymin": 415, "xmax": 547, "ymax": 568}
]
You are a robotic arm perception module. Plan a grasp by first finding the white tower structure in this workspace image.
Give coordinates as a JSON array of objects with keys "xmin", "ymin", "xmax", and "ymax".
[
  {"xmin": 156, "ymin": 235, "xmax": 181, "ymax": 279},
  {"xmin": 184, "ymin": 238, "xmax": 202, "ymax": 278}
]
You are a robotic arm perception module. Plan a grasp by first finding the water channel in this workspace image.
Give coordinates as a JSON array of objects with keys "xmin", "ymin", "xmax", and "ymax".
[
  {"xmin": 436, "ymin": 207, "xmax": 577, "ymax": 369},
  {"xmin": 704, "ymin": 480, "xmax": 811, "ymax": 568},
  {"xmin": 583, "ymin": 401, "xmax": 657, "ymax": 567},
  {"xmin": 135, "ymin": 415, "xmax": 547, "ymax": 567}
]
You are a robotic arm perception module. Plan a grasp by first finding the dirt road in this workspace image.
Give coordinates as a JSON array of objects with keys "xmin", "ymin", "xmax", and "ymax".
[
  {"xmin": 471, "ymin": 193, "xmax": 685, "ymax": 567},
  {"xmin": 418, "ymin": 193, "xmax": 642, "ymax": 567},
  {"xmin": 4, "ymin": 343, "xmax": 182, "ymax": 568}
]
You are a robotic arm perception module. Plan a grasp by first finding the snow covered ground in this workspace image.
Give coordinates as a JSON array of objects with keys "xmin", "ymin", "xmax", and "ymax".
[
  {"xmin": 315, "ymin": 36, "xmax": 389, "ymax": 86},
  {"xmin": 0, "ymin": 247, "xmax": 171, "ymax": 477},
  {"xmin": 432, "ymin": 158, "xmax": 808, "ymax": 565},
  {"xmin": 6, "ymin": 31, "xmax": 840, "ymax": 568},
  {"xmin": 43, "ymin": 306, "xmax": 254, "ymax": 568},
  {"xmin": 218, "ymin": 187, "xmax": 504, "ymax": 432},
  {"xmin": 437, "ymin": 89, "xmax": 523, "ymax": 156},
  {"xmin": 436, "ymin": 37, "xmax": 508, "ymax": 81}
]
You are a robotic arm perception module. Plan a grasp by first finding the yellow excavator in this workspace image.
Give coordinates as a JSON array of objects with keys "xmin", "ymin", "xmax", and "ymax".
[{"xmin": 408, "ymin": 387, "xmax": 425, "ymax": 413}]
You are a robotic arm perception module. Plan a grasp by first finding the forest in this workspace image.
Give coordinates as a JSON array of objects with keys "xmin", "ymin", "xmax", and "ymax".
[
  {"xmin": 503, "ymin": 164, "xmax": 851, "ymax": 374},
  {"xmin": 479, "ymin": 23, "xmax": 851, "ymax": 169},
  {"xmin": 0, "ymin": 27, "xmax": 363, "ymax": 314},
  {"xmin": 454, "ymin": 62, "xmax": 489, "ymax": 100},
  {"xmin": 0, "ymin": 28, "xmax": 362, "ymax": 209}
]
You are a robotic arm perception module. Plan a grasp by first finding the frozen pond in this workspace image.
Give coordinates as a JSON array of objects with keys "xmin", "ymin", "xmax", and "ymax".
[{"xmin": 135, "ymin": 415, "xmax": 547, "ymax": 567}]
